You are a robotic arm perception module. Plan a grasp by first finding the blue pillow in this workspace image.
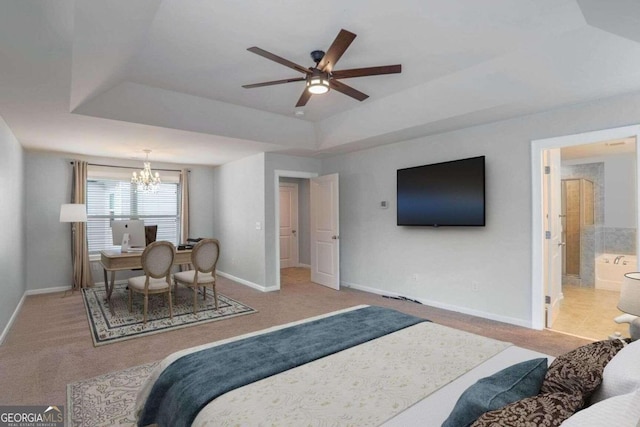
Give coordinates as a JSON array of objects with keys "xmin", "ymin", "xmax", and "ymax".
[{"xmin": 442, "ymin": 357, "xmax": 548, "ymax": 427}]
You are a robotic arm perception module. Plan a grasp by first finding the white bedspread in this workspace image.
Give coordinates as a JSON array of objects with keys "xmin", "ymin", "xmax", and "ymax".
[{"xmin": 192, "ymin": 321, "xmax": 511, "ymax": 426}]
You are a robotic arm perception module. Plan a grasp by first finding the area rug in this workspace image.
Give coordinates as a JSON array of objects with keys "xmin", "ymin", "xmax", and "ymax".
[
  {"xmin": 67, "ymin": 362, "xmax": 155, "ymax": 427},
  {"xmin": 82, "ymin": 284, "xmax": 257, "ymax": 346}
]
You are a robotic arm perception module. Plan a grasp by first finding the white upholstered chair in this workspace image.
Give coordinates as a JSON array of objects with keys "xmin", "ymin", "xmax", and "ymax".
[
  {"xmin": 173, "ymin": 238, "xmax": 220, "ymax": 314},
  {"xmin": 127, "ymin": 241, "xmax": 176, "ymax": 325}
]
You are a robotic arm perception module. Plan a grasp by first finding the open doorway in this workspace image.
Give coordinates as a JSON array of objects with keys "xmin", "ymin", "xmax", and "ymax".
[
  {"xmin": 274, "ymin": 171, "xmax": 340, "ymax": 290},
  {"xmin": 553, "ymin": 139, "xmax": 637, "ymax": 340},
  {"xmin": 279, "ymin": 178, "xmax": 311, "ymax": 283},
  {"xmin": 532, "ymin": 126, "xmax": 640, "ymax": 340}
]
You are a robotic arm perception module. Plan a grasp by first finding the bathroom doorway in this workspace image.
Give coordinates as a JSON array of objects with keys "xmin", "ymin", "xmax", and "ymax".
[{"xmin": 550, "ymin": 137, "xmax": 637, "ymax": 340}]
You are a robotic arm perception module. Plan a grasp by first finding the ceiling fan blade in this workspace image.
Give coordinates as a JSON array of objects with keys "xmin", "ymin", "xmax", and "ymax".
[
  {"xmin": 318, "ymin": 29, "xmax": 356, "ymax": 73},
  {"xmin": 247, "ymin": 47, "xmax": 311, "ymax": 75},
  {"xmin": 242, "ymin": 77, "xmax": 305, "ymax": 89},
  {"xmin": 330, "ymin": 80, "xmax": 369, "ymax": 102},
  {"xmin": 332, "ymin": 64, "xmax": 402, "ymax": 79},
  {"xmin": 295, "ymin": 88, "xmax": 312, "ymax": 107}
]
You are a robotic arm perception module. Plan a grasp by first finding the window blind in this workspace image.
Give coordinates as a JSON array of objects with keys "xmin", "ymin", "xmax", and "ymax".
[{"xmin": 86, "ymin": 167, "xmax": 181, "ymax": 254}]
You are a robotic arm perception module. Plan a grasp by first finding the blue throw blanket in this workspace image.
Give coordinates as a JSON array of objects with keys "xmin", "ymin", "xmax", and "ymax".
[{"xmin": 138, "ymin": 306, "xmax": 427, "ymax": 427}]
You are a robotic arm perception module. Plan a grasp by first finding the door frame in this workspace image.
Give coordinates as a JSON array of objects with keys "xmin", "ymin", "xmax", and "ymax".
[
  {"xmin": 543, "ymin": 148, "xmax": 563, "ymax": 328},
  {"xmin": 531, "ymin": 124, "xmax": 640, "ymax": 330},
  {"xmin": 279, "ymin": 182, "xmax": 299, "ymax": 268},
  {"xmin": 274, "ymin": 170, "xmax": 319, "ymax": 290}
]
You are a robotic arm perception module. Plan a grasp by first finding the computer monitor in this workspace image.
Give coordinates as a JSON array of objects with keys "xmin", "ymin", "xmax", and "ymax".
[{"xmin": 111, "ymin": 220, "xmax": 146, "ymax": 248}]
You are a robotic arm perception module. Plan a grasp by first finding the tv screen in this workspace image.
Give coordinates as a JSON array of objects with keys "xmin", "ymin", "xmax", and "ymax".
[{"xmin": 397, "ymin": 156, "xmax": 485, "ymax": 226}]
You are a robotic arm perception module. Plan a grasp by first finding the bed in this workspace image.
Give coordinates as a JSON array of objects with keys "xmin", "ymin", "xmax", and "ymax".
[{"xmin": 135, "ymin": 305, "xmax": 637, "ymax": 427}]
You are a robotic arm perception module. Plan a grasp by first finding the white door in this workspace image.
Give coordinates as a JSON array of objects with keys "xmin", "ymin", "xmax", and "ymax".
[
  {"xmin": 310, "ymin": 174, "xmax": 340, "ymax": 289},
  {"xmin": 279, "ymin": 183, "xmax": 299, "ymax": 268},
  {"xmin": 544, "ymin": 148, "xmax": 563, "ymax": 328}
]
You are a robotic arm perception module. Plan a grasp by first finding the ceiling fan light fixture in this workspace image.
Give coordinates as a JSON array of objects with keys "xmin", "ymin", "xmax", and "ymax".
[{"xmin": 306, "ymin": 70, "xmax": 330, "ymax": 94}]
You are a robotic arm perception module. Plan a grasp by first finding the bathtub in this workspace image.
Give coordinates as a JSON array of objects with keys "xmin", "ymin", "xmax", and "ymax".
[{"xmin": 595, "ymin": 254, "xmax": 637, "ymax": 291}]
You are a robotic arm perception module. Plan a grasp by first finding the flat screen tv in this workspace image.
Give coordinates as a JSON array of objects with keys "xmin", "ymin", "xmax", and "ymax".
[{"xmin": 397, "ymin": 156, "xmax": 485, "ymax": 226}]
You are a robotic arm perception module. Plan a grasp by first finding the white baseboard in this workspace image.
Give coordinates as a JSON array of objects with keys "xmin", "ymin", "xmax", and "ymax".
[
  {"xmin": 2, "ymin": 284, "xmax": 90, "ymax": 346},
  {"xmin": 217, "ymin": 271, "xmax": 277, "ymax": 292},
  {"xmin": 342, "ymin": 280, "xmax": 532, "ymax": 329},
  {"xmin": 296, "ymin": 263, "xmax": 311, "ymax": 269},
  {"xmin": 25, "ymin": 285, "xmax": 73, "ymax": 296},
  {"xmin": 0, "ymin": 293, "xmax": 26, "ymax": 346}
]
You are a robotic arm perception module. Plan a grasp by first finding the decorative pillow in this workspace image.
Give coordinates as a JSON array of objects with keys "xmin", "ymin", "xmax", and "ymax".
[
  {"xmin": 590, "ymin": 339, "xmax": 638, "ymax": 403},
  {"xmin": 442, "ymin": 358, "xmax": 548, "ymax": 427},
  {"xmin": 471, "ymin": 392, "xmax": 583, "ymax": 427},
  {"xmin": 560, "ymin": 389, "xmax": 640, "ymax": 427},
  {"xmin": 540, "ymin": 339, "xmax": 625, "ymax": 406}
]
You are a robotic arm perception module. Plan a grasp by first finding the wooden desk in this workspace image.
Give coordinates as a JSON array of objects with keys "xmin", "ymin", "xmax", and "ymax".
[{"xmin": 100, "ymin": 249, "xmax": 192, "ymax": 313}]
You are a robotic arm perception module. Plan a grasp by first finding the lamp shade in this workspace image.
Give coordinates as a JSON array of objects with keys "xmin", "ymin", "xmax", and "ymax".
[
  {"xmin": 619, "ymin": 273, "xmax": 640, "ymax": 316},
  {"xmin": 59, "ymin": 203, "xmax": 87, "ymax": 222}
]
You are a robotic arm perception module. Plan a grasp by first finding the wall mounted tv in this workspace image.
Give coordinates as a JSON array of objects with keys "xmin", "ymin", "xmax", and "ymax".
[{"xmin": 397, "ymin": 156, "xmax": 485, "ymax": 227}]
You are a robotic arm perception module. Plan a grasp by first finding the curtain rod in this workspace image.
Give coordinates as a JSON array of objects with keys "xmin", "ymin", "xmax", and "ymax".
[{"xmin": 69, "ymin": 161, "xmax": 189, "ymax": 173}]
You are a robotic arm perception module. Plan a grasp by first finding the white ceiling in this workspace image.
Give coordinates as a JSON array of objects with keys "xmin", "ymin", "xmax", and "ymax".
[
  {"xmin": 2, "ymin": 0, "xmax": 640, "ymax": 165},
  {"xmin": 561, "ymin": 137, "xmax": 637, "ymax": 160}
]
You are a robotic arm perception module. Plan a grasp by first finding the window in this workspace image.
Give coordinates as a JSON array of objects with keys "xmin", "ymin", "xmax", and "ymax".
[{"xmin": 86, "ymin": 165, "xmax": 182, "ymax": 254}]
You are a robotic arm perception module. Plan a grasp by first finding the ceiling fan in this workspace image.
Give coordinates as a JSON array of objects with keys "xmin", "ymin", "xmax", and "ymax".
[{"xmin": 242, "ymin": 29, "xmax": 402, "ymax": 107}]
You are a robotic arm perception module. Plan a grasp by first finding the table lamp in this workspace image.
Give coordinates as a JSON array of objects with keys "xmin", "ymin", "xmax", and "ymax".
[{"xmin": 616, "ymin": 272, "xmax": 640, "ymax": 341}]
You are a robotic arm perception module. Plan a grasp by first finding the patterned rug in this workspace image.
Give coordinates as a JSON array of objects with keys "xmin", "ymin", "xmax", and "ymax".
[
  {"xmin": 67, "ymin": 362, "xmax": 155, "ymax": 427},
  {"xmin": 82, "ymin": 283, "xmax": 257, "ymax": 346}
]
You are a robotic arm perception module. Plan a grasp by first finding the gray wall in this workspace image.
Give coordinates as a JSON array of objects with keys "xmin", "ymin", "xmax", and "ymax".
[
  {"xmin": 213, "ymin": 153, "xmax": 266, "ymax": 287},
  {"xmin": 25, "ymin": 152, "xmax": 74, "ymax": 289},
  {"xmin": 24, "ymin": 151, "xmax": 217, "ymax": 289},
  {"xmin": 279, "ymin": 177, "xmax": 311, "ymax": 266},
  {"xmin": 321, "ymin": 91, "xmax": 640, "ymax": 326},
  {"xmin": 563, "ymin": 153, "xmax": 636, "ymax": 228},
  {"xmin": 602, "ymin": 154, "xmax": 637, "ymax": 229},
  {"xmin": 186, "ymin": 166, "xmax": 216, "ymax": 239},
  {"xmin": 0, "ymin": 116, "xmax": 25, "ymax": 335}
]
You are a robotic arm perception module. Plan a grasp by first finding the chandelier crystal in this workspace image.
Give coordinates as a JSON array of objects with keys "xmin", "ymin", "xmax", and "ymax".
[{"xmin": 132, "ymin": 149, "xmax": 161, "ymax": 193}]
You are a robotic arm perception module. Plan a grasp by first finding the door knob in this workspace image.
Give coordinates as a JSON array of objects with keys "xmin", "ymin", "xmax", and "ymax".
[
  {"xmin": 292, "ymin": 230, "xmax": 297, "ymax": 234},
  {"xmin": 332, "ymin": 235, "xmax": 339, "ymax": 240},
  {"xmin": 558, "ymin": 242, "xmax": 566, "ymax": 247}
]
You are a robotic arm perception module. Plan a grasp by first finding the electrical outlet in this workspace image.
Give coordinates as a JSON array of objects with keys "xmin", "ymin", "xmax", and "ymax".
[
  {"xmin": 471, "ymin": 281, "xmax": 480, "ymax": 291},
  {"xmin": 412, "ymin": 274, "xmax": 419, "ymax": 281}
]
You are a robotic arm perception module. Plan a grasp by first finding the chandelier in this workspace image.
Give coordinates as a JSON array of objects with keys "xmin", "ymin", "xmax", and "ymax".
[{"xmin": 131, "ymin": 149, "xmax": 161, "ymax": 193}]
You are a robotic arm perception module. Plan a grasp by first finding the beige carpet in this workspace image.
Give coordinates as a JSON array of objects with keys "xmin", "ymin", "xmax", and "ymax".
[{"xmin": 0, "ymin": 268, "xmax": 591, "ymax": 410}]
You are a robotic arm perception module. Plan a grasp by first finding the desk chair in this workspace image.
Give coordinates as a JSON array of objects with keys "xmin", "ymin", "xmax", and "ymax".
[
  {"xmin": 127, "ymin": 241, "xmax": 175, "ymax": 325},
  {"xmin": 173, "ymin": 238, "xmax": 220, "ymax": 314}
]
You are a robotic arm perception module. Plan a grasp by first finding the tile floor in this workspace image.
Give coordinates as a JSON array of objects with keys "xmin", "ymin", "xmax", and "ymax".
[{"xmin": 551, "ymin": 284, "xmax": 630, "ymax": 340}]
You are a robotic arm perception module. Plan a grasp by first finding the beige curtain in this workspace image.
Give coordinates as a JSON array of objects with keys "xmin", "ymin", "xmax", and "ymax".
[
  {"xmin": 180, "ymin": 169, "xmax": 190, "ymax": 243},
  {"xmin": 72, "ymin": 160, "xmax": 93, "ymax": 289}
]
